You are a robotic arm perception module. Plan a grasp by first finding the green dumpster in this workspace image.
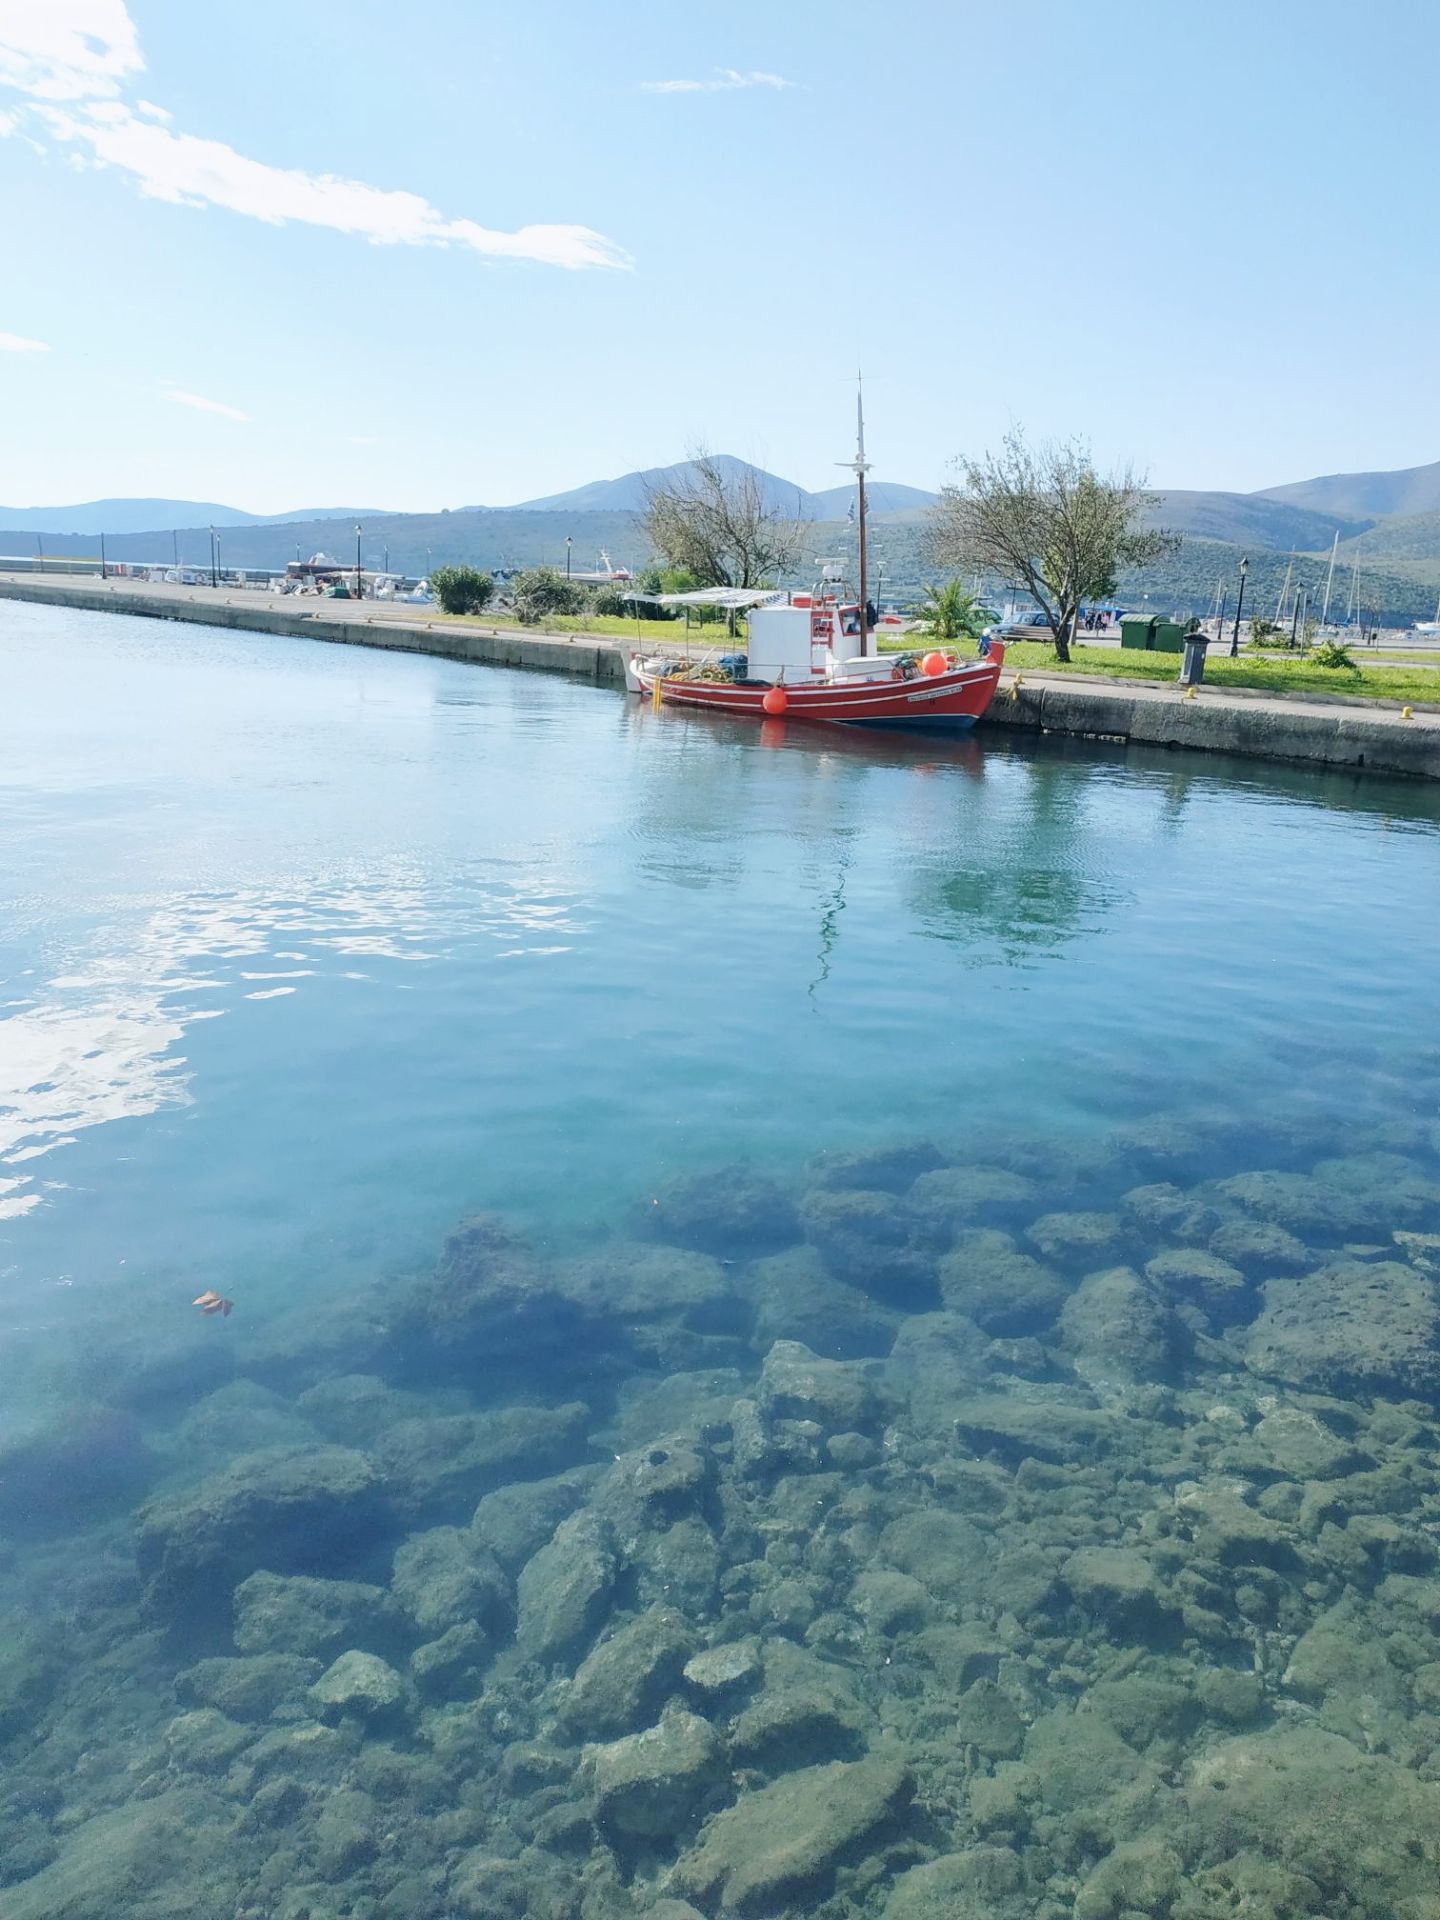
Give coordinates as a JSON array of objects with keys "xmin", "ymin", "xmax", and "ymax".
[
  {"xmin": 1151, "ymin": 618, "xmax": 1185, "ymax": 654},
  {"xmin": 1120, "ymin": 614, "xmax": 1158, "ymax": 650}
]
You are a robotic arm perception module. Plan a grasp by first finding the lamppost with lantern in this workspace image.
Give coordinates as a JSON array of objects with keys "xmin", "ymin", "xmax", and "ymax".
[
  {"xmin": 1230, "ymin": 555, "xmax": 1248, "ymax": 656},
  {"xmin": 355, "ymin": 523, "xmax": 363, "ymax": 599}
]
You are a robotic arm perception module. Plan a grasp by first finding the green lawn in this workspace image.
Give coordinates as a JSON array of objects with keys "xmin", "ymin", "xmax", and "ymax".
[
  {"xmin": 424, "ymin": 607, "xmax": 730, "ymax": 645},
  {"xmin": 992, "ymin": 640, "xmax": 1440, "ymax": 706}
]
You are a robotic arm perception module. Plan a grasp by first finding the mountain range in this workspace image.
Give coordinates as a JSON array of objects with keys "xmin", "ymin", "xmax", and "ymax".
[{"xmin": 5, "ymin": 454, "xmax": 1440, "ymax": 620}]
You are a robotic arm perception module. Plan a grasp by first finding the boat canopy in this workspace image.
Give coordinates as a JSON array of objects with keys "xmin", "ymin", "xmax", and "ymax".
[{"xmin": 624, "ymin": 586, "xmax": 785, "ymax": 610}]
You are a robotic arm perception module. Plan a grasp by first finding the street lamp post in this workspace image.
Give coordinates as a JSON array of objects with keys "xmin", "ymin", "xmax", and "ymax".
[
  {"xmin": 1230, "ymin": 555, "xmax": 1248, "ymax": 656},
  {"xmin": 209, "ymin": 525, "xmax": 218, "ymax": 589},
  {"xmin": 100, "ymin": 532, "xmax": 107, "ymax": 581},
  {"xmin": 565, "ymin": 536, "xmax": 572, "ymax": 582},
  {"xmin": 1215, "ymin": 588, "xmax": 1226, "ymax": 646},
  {"xmin": 35, "ymin": 535, "xmax": 43, "ymax": 574},
  {"xmin": 355, "ymin": 524, "xmax": 363, "ymax": 599},
  {"xmin": 1290, "ymin": 583, "xmax": 1303, "ymax": 647}
]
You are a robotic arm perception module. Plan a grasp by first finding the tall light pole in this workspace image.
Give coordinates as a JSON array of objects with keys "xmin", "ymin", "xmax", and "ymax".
[
  {"xmin": 1230, "ymin": 555, "xmax": 1248, "ymax": 656},
  {"xmin": 565, "ymin": 535, "xmax": 572, "ymax": 582},
  {"xmin": 209, "ymin": 525, "xmax": 217, "ymax": 589},
  {"xmin": 355, "ymin": 523, "xmax": 363, "ymax": 599},
  {"xmin": 35, "ymin": 534, "xmax": 43, "ymax": 574},
  {"xmin": 100, "ymin": 532, "xmax": 107, "ymax": 581},
  {"xmin": 172, "ymin": 530, "xmax": 179, "ymax": 569}
]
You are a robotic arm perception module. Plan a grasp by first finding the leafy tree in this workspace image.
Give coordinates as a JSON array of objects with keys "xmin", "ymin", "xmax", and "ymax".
[
  {"xmin": 429, "ymin": 564, "xmax": 494, "ymax": 615},
  {"xmin": 511, "ymin": 566, "xmax": 586, "ymax": 625},
  {"xmin": 643, "ymin": 450, "xmax": 803, "ymax": 590},
  {"xmin": 918, "ymin": 579, "xmax": 990, "ymax": 641},
  {"xmin": 591, "ymin": 586, "xmax": 630, "ymax": 617},
  {"xmin": 925, "ymin": 430, "xmax": 1179, "ymax": 663}
]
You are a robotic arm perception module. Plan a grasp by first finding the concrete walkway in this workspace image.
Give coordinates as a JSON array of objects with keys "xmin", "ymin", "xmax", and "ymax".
[{"xmin": 4, "ymin": 573, "xmax": 1438, "ymax": 780}]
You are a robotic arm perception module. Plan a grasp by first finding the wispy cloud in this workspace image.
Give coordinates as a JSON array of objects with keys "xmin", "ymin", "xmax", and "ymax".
[
  {"xmin": 168, "ymin": 388, "xmax": 249, "ymax": 422},
  {"xmin": 0, "ymin": 4, "xmax": 630, "ymax": 271},
  {"xmin": 641, "ymin": 68, "xmax": 796, "ymax": 95},
  {"xmin": 0, "ymin": 329, "xmax": 49, "ymax": 352}
]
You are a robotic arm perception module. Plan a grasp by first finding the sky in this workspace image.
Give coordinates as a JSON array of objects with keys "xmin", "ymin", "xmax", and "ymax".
[{"xmin": 2, "ymin": 0, "xmax": 1438, "ymax": 514}]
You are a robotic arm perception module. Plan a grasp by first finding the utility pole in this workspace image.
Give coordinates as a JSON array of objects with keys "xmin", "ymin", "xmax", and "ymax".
[
  {"xmin": 566, "ymin": 535, "xmax": 572, "ymax": 582},
  {"xmin": 209, "ymin": 525, "xmax": 217, "ymax": 589},
  {"xmin": 173, "ymin": 530, "xmax": 179, "ymax": 569},
  {"xmin": 355, "ymin": 524, "xmax": 363, "ymax": 599},
  {"xmin": 100, "ymin": 531, "xmax": 107, "ymax": 580},
  {"xmin": 1290, "ymin": 583, "xmax": 1303, "ymax": 646}
]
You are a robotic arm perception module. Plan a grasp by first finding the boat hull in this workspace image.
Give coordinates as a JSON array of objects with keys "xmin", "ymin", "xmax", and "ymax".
[{"xmin": 628, "ymin": 659, "xmax": 1002, "ymax": 730}]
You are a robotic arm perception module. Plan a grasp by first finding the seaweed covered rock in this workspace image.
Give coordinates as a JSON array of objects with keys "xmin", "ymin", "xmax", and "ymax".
[
  {"xmin": 644, "ymin": 1164, "xmax": 801, "ymax": 1258},
  {"xmin": 470, "ymin": 1464, "xmax": 602, "ymax": 1571},
  {"xmin": 587, "ymin": 1706, "xmax": 726, "ymax": 1840},
  {"xmin": 809, "ymin": 1140, "xmax": 946, "ymax": 1194},
  {"xmin": 560, "ymin": 1607, "xmax": 694, "ymax": 1739},
  {"xmin": 1121, "ymin": 1182, "xmax": 1230, "ymax": 1246},
  {"xmin": 1144, "ymin": 1246, "xmax": 1252, "ymax": 1329},
  {"xmin": 175, "ymin": 1380, "xmax": 318, "ymax": 1464},
  {"xmin": 1063, "ymin": 1546, "xmax": 1177, "ymax": 1640},
  {"xmin": 136, "ymin": 1445, "xmax": 384, "ymax": 1618},
  {"xmin": 1246, "ymin": 1259, "xmax": 1440, "ymax": 1402},
  {"xmin": 737, "ymin": 1246, "xmax": 897, "ymax": 1360},
  {"xmin": 390, "ymin": 1525, "xmax": 510, "ymax": 1635},
  {"xmin": 798, "ymin": 1189, "xmax": 940, "ymax": 1308},
  {"xmin": 937, "ymin": 1230, "xmax": 1068, "ymax": 1337},
  {"xmin": 515, "ymin": 1510, "xmax": 617, "ymax": 1664},
  {"xmin": 1026, "ymin": 1210, "xmax": 1132, "ymax": 1267},
  {"xmin": 904, "ymin": 1166, "xmax": 1039, "ymax": 1245},
  {"xmin": 387, "ymin": 1211, "xmax": 587, "ymax": 1381},
  {"xmin": 175, "ymin": 1653, "xmax": 320, "ymax": 1721},
  {"xmin": 883, "ymin": 1846, "xmax": 1031, "ymax": 1920},
  {"xmin": 295, "ymin": 1372, "xmax": 451, "ymax": 1447},
  {"xmin": 592, "ymin": 1434, "xmax": 715, "ymax": 1535},
  {"xmin": 0, "ymin": 1621, "xmax": 59, "ymax": 1740},
  {"xmin": 309, "ymin": 1649, "xmax": 408, "ymax": 1725},
  {"xmin": 729, "ymin": 1639, "xmax": 871, "ymax": 1770},
  {"xmin": 756, "ymin": 1340, "xmax": 881, "ymax": 1435},
  {"xmin": 2, "ymin": 1789, "xmax": 245, "ymax": 1920},
  {"xmin": 1058, "ymin": 1266, "xmax": 1183, "ymax": 1386},
  {"xmin": 670, "ymin": 1750, "xmax": 913, "ymax": 1915},
  {"xmin": 232, "ymin": 1570, "xmax": 404, "ymax": 1659},
  {"xmin": 376, "ymin": 1401, "xmax": 590, "ymax": 1524}
]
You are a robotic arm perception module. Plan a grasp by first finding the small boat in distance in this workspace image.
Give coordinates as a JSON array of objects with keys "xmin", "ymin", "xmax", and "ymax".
[{"xmin": 624, "ymin": 395, "xmax": 1004, "ymax": 733}]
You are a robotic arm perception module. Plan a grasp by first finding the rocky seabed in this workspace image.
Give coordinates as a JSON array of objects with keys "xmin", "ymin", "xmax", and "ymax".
[{"xmin": 5, "ymin": 1099, "xmax": 1440, "ymax": 1920}]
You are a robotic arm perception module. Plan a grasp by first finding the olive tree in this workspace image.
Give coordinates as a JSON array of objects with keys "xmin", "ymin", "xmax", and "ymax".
[
  {"xmin": 429, "ymin": 565, "xmax": 494, "ymax": 615},
  {"xmin": 925, "ymin": 431, "xmax": 1179, "ymax": 662},
  {"xmin": 642, "ymin": 451, "xmax": 804, "ymax": 590}
]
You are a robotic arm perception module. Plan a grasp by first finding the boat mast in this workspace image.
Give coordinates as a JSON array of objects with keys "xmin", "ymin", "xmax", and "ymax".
[
  {"xmin": 849, "ymin": 374, "xmax": 871, "ymax": 655},
  {"xmin": 1321, "ymin": 529, "xmax": 1339, "ymax": 627}
]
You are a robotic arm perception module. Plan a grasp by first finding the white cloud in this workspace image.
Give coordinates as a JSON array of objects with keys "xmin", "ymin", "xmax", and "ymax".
[
  {"xmin": 0, "ymin": 329, "xmax": 49, "ymax": 351},
  {"xmin": 641, "ymin": 68, "xmax": 796, "ymax": 95},
  {"xmin": 0, "ymin": 2, "xmax": 629, "ymax": 270},
  {"xmin": 168, "ymin": 388, "xmax": 249, "ymax": 422}
]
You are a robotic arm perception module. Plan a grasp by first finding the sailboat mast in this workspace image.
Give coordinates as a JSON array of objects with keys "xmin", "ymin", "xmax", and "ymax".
[
  {"xmin": 1321, "ymin": 529, "xmax": 1339, "ymax": 627},
  {"xmin": 855, "ymin": 377, "xmax": 869, "ymax": 656}
]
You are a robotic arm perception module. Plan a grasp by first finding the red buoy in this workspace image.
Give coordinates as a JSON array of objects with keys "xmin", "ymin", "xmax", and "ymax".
[
  {"xmin": 762, "ymin": 687, "xmax": 788, "ymax": 715},
  {"xmin": 921, "ymin": 651, "xmax": 948, "ymax": 677}
]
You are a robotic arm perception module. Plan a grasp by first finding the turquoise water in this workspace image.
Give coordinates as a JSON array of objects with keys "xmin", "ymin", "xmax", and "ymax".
[{"xmin": 3, "ymin": 599, "xmax": 1440, "ymax": 1919}]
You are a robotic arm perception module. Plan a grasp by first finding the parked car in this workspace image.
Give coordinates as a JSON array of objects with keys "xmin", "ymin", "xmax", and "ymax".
[{"xmin": 984, "ymin": 611, "xmax": 1056, "ymax": 643}]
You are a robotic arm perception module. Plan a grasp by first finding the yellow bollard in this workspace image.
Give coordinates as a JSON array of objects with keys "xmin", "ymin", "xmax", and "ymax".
[
  {"xmin": 1184, "ymin": 685, "xmax": 1197, "ymax": 700},
  {"xmin": 1402, "ymin": 706, "xmax": 1413, "ymax": 720}
]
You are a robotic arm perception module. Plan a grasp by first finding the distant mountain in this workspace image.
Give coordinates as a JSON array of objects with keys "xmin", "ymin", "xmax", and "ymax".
[
  {"xmin": 1147, "ymin": 490, "xmax": 1373, "ymax": 553},
  {"xmin": 501, "ymin": 457, "xmax": 937, "ymax": 521},
  {"xmin": 1256, "ymin": 458, "xmax": 1440, "ymax": 521},
  {"xmin": 0, "ymin": 498, "xmax": 385, "ymax": 535}
]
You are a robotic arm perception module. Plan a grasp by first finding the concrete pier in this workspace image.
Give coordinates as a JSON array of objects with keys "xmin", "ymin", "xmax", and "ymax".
[{"xmin": 3, "ymin": 573, "xmax": 1438, "ymax": 780}]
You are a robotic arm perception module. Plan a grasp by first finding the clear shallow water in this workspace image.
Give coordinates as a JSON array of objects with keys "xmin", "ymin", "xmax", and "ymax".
[{"xmin": 3, "ymin": 600, "xmax": 1440, "ymax": 1920}]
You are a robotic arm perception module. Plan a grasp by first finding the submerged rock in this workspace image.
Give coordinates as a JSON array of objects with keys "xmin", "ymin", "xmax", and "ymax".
[
  {"xmin": 309, "ymin": 1649, "xmax": 408, "ymax": 1723},
  {"xmin": 738, "ymin": 1246, "xmax": 897, "ymax": 1360},
  {"xmin": 883, "ymin": 1846, "xmax": 1030, "ymax": 1920},
  {"xmin": 175, "ymin": 1653, "xmax": 319, "ymax": 1721},
  {"xmin": 390, "ymin": 1525, "xmax": 510, "ymax": 1634},
  {"xmin": 937, "ymin": 1230, "xmax": 1068, "ymax": 1336},
  {"xmin": 755, "ymin": 1339, "xmax": 881, "ymax": 1434},
  {"xmin": 376, "ymin": 1401, "xmax": 590, "ymax": 1524},
  {"xmin": 799, "ymin": 1189, "xmax": 940, "ymax": 1308},
  {"xmin": 232, "ymin": 1570, "xmax": 404, "ymax": 1659},
  {"xmin": 410, "ymin": 1620, "xmax": 489, "ymax": 1700},
  {"xmin": 2, "ymin": 1789, "xmax": 243, "ymax": 1920},
  {"xmin": 135, "ymin": 1444, "xmax": 383, "ymax": 1618},
  {"xmin": 470, "ymin": 1465, "xmax": 602, "ymax": 1571},
  {"xmin": 560, "ymin": 1607, "xmax": 694, "ymax": 1739},
  {"xmin": 809, "ymin": 1140, "xmax": 946, "ymax": 1193},
  {"xmin": 1057, "ymin": 1266, "xmax": 1182, "ymax": 1386},
  {"xmin": 644, "ymin": 1164, "xmax": 801, "ymax": 1257},
  {"xmin": 0, "ymin": 1406, "xmax": 153, "ymax": 1538},
  {"xmin": 587, "ymin": 1706, "xmax": 726, "ymax": 1839},
  {"xmin": 1144, "ymin": 1246, "xmax": 1252, "ymax": 1329},
  {"xmin": 515, "ymin": 1510, "xmax": 617, "ymax": 1664},
  {"xmin": 1246, "ymin": 1259, "xmax": 1440, "ymax": 1401},
  {"xmin": 670, "ymin": 1750, "xmax": 913, "ymax": 1915}
]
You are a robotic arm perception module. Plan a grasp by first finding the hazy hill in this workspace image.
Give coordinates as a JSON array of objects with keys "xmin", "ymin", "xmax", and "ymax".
[
  {"xmin": 1147, "ymin": 490, "xmax": 1371, "ymax": 552},
  {"xmin": 501, "ymin": 457, "xmax": 936, "ymax": 520},
  {"xmin": 1336, "ymin": 509, "xmax": 1440, "ymax": 564},
  {"xmin": 1257, "ymin": 457, "xmax": 1440, "ymax": 521},
  {"xmin": 0, "ymin": 498, "xmax": 384, "ymax": 535}
]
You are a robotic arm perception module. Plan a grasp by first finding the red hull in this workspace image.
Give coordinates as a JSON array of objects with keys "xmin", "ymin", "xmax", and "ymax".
[{"xmin": 631, "ymin": 659, "xmax": 1002, "ymax": 730}]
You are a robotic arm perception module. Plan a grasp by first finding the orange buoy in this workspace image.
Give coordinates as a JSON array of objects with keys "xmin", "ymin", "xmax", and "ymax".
[
  {"xmin": 762, "ymin": 687, "xmax": 788, "ymax": 715},
  {"xmin": 921, "ymin": 651, "xmax": 948, "ymax": 677}
]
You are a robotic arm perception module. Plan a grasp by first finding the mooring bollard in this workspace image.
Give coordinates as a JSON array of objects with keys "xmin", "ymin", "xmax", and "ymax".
[{"xmin": 1179, "ymin": 630, "xmax": 1211, "ymax": 688}]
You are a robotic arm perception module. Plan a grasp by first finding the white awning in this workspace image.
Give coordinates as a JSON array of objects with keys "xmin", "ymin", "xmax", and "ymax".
[{"xmin": 624, "ymin": 586, "xmax": 785, "ymax": 610}]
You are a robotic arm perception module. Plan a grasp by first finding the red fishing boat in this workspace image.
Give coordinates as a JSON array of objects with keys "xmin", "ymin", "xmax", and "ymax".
[{"xmin": 625, "ymin": 395, "xmax": 1004, "ymax": 732}]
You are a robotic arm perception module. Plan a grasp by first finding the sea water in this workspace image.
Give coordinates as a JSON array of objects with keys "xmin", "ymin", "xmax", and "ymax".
[{"xmin": 2, "ymin": 598, "xmax": 1439, "ymax": 1919}]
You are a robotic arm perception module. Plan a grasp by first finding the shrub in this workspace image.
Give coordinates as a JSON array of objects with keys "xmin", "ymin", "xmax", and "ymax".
[
  {"xmin": 1310, "ymin": 640, "xmax": 1357, "ymax": 670},
  {"xmin": 511, "ymin": 566, "xmax": 586, "ymax": 625},
  {"xmin": 592, "ymin": 586, "xmax": 630, "ymax": 617},
  {"xmin": 429, "ymin": 565, "xmax": 494, "ymax": 615}
]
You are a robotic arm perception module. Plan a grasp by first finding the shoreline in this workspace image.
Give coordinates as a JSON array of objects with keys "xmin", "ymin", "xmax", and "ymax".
[{"xmin": 3, "ymin": 573, "xmax": 1438, "ymax": 781}]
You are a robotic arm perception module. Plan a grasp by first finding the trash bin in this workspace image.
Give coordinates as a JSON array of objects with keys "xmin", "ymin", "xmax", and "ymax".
[
  {"xmin": 1151, "ymin": 619, "xmax": 1186, "ymax": 654},
  {"xmin": 1179, "ymin": 632, "xmax": 1211, "ymax": 686},
  {"xmin": 1120, "ymin": 614, "xmax": 1158, "ymax": 650}
]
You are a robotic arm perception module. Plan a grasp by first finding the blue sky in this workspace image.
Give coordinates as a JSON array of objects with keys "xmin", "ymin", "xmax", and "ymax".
[{"xmin": 2, "ymin": 0, "xmax": 1437, "ymax": 512}]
